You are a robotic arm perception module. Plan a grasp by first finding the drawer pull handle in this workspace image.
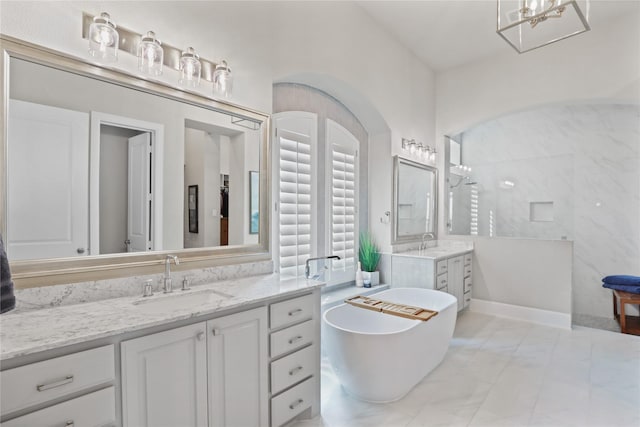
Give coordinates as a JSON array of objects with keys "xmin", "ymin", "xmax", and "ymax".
[
  {"xmin": 288, "ymin": 335, "xmax": 303, "ymax": 345},
  {"xmin": 289, "ymin": 398, "xmax": 304, "ymax": 410},
  {"xmin": 64, "ymin": 421, "xmax": 75, "ymax": 427},
  {"xmin": 288, "ymin": 308, "xmax": 303, "ymax": 316},
  {"xmin": 197, "ymin": 332, "xmax": 205, "ymax": 341},
  {"xmin": 36, "ymin": 375, "xmax": 74, "ymax": 392},
  {"xmin": 289, "ymin": 366, "xmax": 304, "ymax": 376},
  {"xmin": 212, "ymin": 328, "xmax": 220, "ymax": 336}
]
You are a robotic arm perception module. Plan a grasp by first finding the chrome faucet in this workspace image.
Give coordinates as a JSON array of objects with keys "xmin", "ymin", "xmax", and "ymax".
[
  {"xmin": 163, "ymin": 255, "xmax": 179, "ymax": 293},
  {"xmin": 304, "ymin": 255, "xmax": 341, "ymax": 279},
  {"xmin": 419, "ymin": 233, "xmax": 436, "ymax": 254}
]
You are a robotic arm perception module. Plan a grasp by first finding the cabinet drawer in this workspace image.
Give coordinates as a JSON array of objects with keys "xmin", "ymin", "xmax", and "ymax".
[
  {"xmin": 2, "ymin": 386, "xmax": 115, "ymax": 427},
  {"xmin": 0, "ymin": 345, "xmax": 114, "ymax": 415},
  {"xmin": 436, "ymin": 273, "xmax": 448, "ymax": 290},
  {"xmin": 271, "ymin": 345, "xmax": 315, "ymax": 395},
  {"xmin": 464, "ymin": 292, "xmax": 472, "ymax": 308},
  {"xmin": 271, "ymin": 377, "xmax": 314, "ymax": 427},
  {"xmin": 436, "ymin": 260, "xmax": 448, "ymax": 275},
  {"xmin": 464, "ymin": 253, "xmax": 472, "ymax": 266},
  {"xmin": 464, "ymin": 264, "xmax": 472, "ymax": 277},
  {"xmin": 270, "ymin": 293, "xmax": 314, "ymax": 330},
  {"xmin": 464, "ymin": 277, "xmax": 472, "ymax": 293},
  {"xmin": 271, "ymin": 320, "xmax": 314, "ymax": 358}
]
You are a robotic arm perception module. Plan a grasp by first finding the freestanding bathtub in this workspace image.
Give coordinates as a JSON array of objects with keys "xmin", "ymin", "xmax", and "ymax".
[{"xmin": 323, "ymin": 288, "xmax": 457, "ymax": 402}]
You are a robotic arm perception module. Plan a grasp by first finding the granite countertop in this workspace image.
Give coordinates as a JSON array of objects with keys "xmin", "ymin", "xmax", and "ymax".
[
  {"xmin": 391, "ymin": 240, "xmax": 474, "ymax": 260},
  {"xmin": 0, "ymin": 274, "xmax": 324, "ymax": 361}
]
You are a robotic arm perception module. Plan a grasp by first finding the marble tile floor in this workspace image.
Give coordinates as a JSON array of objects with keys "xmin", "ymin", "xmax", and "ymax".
[{"xmin": 292, "ymin": 312, "xmax": 640, "ymax": 427}]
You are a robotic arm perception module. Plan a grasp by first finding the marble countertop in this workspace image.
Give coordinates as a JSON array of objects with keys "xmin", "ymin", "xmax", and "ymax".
[
  {"xmin": 0, "ymin": 274, "xmax": 324, "ymax": 361},
  {"xmin": 391, "ymin": 240, "xmax": 473, "ymax": 260}
]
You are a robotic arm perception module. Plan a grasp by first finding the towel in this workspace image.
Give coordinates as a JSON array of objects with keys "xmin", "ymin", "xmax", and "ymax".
[
  {"xmin": 0, "ymin": 234, "xmax": 16, "ymax": 314},
  {"xmin": 602, "ymin": 275, "xmax": 640, "ymax": 286}
]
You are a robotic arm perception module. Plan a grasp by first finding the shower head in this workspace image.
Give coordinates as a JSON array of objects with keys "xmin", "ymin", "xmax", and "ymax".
[{"xmin": 449, "ymin": 175, "xmax": 475, "ymax": 188}]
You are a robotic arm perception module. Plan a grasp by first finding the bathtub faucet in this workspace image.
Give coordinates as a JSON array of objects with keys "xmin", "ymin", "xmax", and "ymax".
[{"xmin": 304, "ymin": 255, "xmax": 341, "ymax": 279}]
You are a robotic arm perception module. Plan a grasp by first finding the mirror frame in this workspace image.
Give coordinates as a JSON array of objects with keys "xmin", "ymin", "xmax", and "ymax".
[
  {"xmin": 391, "ymin": 155, "xmax": 438, "ymax": 245},
  {"xmin": 0, "ymin": 35, "xmax": 271, "ymax": 288}
]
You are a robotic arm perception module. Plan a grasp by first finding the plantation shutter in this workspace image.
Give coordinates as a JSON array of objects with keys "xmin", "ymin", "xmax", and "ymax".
[
  {"xmin": 273, "ymin": 113, "xmax": 317, "ymax": 278},
  {"xmin": 327, "ymin": 120, "xmax": 358, "ymax": 275}
]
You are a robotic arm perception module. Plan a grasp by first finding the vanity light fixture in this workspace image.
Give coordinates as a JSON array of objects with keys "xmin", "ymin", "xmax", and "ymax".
[
  {"xmin": 88, "ymin": 12, "xmax": 119, "ymax": 62},
  {"xmin": 213, "ymin": 60, "xmax": 233, "ymax": 98},
  {"xmin": 82, "ymin": 13, "xmax": 234, "ymax": 93},
  {"xmin": 179, "ymin": 47, "xmax": 201, "ymax": 88},
  {"xmin": 137, "ymin": 31, "xmax": 163, "ymax": 76},
  {"xmin": 497, "ymin": 0, "xmax": 590, "ymax": 53},
  {"xmin": 401, "ymin": 138, "xmax": 437, "ymax": 164}
]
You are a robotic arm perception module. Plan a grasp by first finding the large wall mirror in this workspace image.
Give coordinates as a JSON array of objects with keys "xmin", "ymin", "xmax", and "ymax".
[
  {"xmin": 392, "ymin": 156, "xmax": 437, "ymax": 244},
  {"xmin": 0, "ymin": 36, "xmax": 270, "ymax": 287}
]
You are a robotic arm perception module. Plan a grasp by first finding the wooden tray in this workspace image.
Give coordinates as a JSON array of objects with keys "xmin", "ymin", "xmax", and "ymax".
[{"xmin": 344, "ymin": 295, "xmax": 438, "ymax": 321}]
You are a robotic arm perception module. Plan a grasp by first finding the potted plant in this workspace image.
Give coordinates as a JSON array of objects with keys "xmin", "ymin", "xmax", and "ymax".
[{"xmin": 359, "ymin": 232, "xmax": 381, "ymax": 287}]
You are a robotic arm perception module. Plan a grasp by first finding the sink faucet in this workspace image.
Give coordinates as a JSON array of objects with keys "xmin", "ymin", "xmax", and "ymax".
[
  {"xmin": 419, "ymin": 233, "xmax": 436, "ymax": 254},
  {"xmin": 304, "ymin": 255, "xmax": 341, "ymax": 279},
  {"xmin": 163, "ymin": 255, "xmax": 179, "ymax": 293}
]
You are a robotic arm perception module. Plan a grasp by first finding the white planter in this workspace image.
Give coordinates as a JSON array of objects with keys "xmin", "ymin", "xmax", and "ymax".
[{"xmin": 362, "ymin": 271, "xmax": 379, "ymax": 287}]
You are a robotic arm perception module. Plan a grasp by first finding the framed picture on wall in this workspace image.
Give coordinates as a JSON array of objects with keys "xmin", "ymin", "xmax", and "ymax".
[
  {"xmin": 249, "ymin": 171, "xmax": 259, "ymax": 234},
  {"xmin": 188, "ymin": 185, "xmax": 198, "ymax": 233}
]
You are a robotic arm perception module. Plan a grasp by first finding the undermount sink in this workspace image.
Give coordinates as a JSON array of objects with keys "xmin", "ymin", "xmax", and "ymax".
[{"xmin": 133, "ymin": 288, "xmax": 231, "ymax": 313}]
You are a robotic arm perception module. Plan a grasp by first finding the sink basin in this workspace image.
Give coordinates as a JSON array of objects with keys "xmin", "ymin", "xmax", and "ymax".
[{"xmin": 133, "ymin": 289, "xmax": 230, "ymax": 313}]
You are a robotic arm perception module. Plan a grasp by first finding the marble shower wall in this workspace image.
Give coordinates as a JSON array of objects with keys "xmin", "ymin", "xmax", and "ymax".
[{"xmin": 456, "ymin": 104, "xmax": 640, "ymax": 321}]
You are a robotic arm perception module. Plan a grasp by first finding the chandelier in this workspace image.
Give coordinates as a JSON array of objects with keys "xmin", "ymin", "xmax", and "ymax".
[{"xmin": 497, "ymin": 0, "xmax": 590, "ymax": 53}]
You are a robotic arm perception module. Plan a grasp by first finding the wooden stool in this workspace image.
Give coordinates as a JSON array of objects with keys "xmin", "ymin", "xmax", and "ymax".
[{"xmin": 612, "ymin": 289, "xmax": 640, "ymax": 335}]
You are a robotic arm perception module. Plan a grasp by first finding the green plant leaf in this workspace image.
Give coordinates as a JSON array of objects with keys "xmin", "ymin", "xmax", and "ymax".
[{"xmin": 359, "ymin": 232, "xmax": 380, "ymax": 272}]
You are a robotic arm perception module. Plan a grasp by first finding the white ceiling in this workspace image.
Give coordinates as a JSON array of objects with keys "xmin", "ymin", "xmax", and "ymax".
[{"xmin": 357, "ymin": 0, "xmax": 640, "ymax": 71}]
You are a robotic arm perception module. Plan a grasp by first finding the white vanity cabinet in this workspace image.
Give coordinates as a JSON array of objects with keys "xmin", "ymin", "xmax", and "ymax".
[
  {"xmin": 0, "ymin": 345, "xmax": 116, "ymax": 426},
  {"xmin": 391, "ymin": 250, "xmax": 473, "ymax": 312},
  {"xmin": 268, "ymin": 293, "xmax": 320, "ymax": 427},
  {"xmin": 121, "ymin": 307, "xmax": 268, "ymax": 427},
  {"xmin": 447, "ymin": 256, "xmax": 464, "ymax": 311},
  {"xmin": 121, "ymin": 322, "xmax": 209, "ymax": 427}
]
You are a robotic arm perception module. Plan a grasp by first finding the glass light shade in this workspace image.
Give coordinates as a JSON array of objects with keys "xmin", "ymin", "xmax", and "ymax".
[
  {"xmin": 497, "ymin": 0, "xmax": 590, "ymax": 53},
  {"xmin": 213, "ymin": 60, "xmax": 233, "ymax": 98},
  {"xmin": 138, "ymin": 31, "xmax": 163, "ymax": 76},
  {"xmin": 179, "ymin": 47, "xmax": 201, "ymax": 88},
  {"xmin": 88, "ymin": 12, "xmax": 119, "ymax": 62}
]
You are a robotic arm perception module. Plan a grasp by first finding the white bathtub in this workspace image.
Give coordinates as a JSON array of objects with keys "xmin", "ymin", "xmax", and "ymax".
[{"xmin": 323, "ymin": 288, "xmax": 457, "ymax": 402}]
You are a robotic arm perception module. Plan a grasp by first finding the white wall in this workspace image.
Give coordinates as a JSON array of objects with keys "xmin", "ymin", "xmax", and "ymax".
[
  {"xmin": 436, "ymin": 13, "xmax": 640, "ymax": 320},
  {"xmin": 99, "ymin": 125, "xmax": 136, "ymax": 254},
  {"xmin": 184, "ymin": 128, "xmax": 206, "ymax": 248},
  {"xmin": 472, "ymin": 237, "xmax": 573, "ymax": 315},
  {"xmin": 1, "ymin": 1, "xmax": 436, "ymax": 253}
]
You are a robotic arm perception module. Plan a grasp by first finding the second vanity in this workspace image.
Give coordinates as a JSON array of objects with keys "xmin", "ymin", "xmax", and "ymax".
[
  {"xmin": 0, "ymin": 274, "xmax": 324, "ymax": 427},
  {"xmin": 391, "ymin": 240, "xmax": 473, "ymax": 311}
]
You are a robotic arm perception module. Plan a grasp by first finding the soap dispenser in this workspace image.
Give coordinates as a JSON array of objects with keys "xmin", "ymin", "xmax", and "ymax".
[{"xmin": 355, "ymin": 262, "xmax": 364, "ymax": 287}]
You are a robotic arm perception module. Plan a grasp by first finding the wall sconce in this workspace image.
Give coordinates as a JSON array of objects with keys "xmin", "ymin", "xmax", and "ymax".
[
  {"xmin": 179, "ymin": 47, "xmax": 201, "ymax": 88},
  {"xmin": 452, "ymin": 164, "xmax": 472, "ymax": 173},
  {"xmin": 88, "ymin": 12, "xmax": 119, "ymax": 62},
  {"xmin": 213, "ymin": 60, "xmax": 233, "ymax": 98},
  {"xmin": 137, "ymin": 31, "xmax": 163, "ymax": 76}
]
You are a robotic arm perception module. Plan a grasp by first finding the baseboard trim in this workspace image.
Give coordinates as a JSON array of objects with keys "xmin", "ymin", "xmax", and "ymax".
[{"xmin": 469, "ymin": 298, "xmax": 571, "ymax": 329}]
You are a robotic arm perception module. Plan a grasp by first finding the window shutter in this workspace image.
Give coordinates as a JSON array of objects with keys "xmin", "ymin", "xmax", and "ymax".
[
  {"xmin": 327, "ymin": 120, "xmax": 358, "ymax": 276},
  {"xmin": 278, "ymin": 135, "xmax": 313, "ymax": 277}
]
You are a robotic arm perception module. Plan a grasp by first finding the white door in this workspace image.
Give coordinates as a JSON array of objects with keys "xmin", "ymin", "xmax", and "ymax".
[
  {"xmin": 127, "ymin": 133, "xmax": 151, "ymax": 252},
  {"xmin": 121, "ymin": 323, "xmax": 208, "ymax": 427},
  {"xmin": 207, "ymin": 307, "xmax": 268, "ymax": 427},
  {"xmin": 7, "ymin": 99, "xmax": 89, "ymax": 260}
]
